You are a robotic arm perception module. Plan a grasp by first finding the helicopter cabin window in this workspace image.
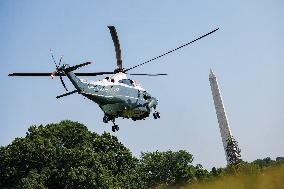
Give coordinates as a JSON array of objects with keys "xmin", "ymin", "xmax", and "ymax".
[{"xmin": 118, "ymin": 79, "xmax": 135, "ymax": 87}]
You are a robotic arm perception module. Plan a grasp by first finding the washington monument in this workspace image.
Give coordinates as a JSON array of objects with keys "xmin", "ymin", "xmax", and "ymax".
[{"xmin": 209, "ymin": 69, "xmax": 240, "ymax": 164}]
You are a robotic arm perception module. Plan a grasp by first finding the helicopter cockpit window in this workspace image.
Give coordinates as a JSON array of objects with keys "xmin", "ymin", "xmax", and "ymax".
[{"xmin": 118, "ymin": 79, "xmax": 135, "ymax": 87}]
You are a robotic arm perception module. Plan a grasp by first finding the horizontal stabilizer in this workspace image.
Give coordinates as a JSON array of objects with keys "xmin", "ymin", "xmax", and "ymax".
[{"xmin": 56, "ymin": 90, "xmax": 78, "ymax": 99}]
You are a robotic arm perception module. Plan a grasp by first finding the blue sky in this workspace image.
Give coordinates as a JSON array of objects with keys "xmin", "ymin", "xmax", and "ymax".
[{"xmin": 1, "ymin": 0, "xmax": 284, "ymax": 169}]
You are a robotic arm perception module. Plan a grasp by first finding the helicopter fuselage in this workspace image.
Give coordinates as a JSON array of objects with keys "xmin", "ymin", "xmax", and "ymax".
[{"xmin": 66, "ymin": 71, "xmax": 158, "ymax": 121}]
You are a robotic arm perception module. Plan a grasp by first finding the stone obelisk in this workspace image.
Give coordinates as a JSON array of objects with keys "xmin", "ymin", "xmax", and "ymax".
[{"xmin": 209, "ymin": 69, "xmax": 234, "ymax": 164}]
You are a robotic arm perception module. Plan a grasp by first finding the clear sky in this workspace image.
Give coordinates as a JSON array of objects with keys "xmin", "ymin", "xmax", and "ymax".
[{"xmin": 1, "ymin": 0, "xmax": 284, "ymax": 169}]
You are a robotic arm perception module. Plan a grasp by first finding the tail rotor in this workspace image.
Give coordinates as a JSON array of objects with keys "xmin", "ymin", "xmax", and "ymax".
[{"xmin": 50, "ymin": 49, "xmax": 68, "ymax": 91}]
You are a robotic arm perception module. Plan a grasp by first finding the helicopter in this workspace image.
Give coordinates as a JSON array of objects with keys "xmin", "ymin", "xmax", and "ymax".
[{"xmin": 8, "ymin": 26, "xmax": 219, "ymax": 132}]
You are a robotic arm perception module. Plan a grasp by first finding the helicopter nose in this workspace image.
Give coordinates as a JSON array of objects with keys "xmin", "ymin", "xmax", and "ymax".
[{"xmin": 147, "ymin": 97, "xmax": 158, "ymax": 109}]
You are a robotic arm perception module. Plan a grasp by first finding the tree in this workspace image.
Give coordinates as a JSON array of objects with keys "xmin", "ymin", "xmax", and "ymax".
[
  {"xmin": 0, "ymin": 120, "xmax": 138, "ymax": 188},
  {"xmin": 210, "ymin": 167, "xmax": 225, "ymax": 177},
  {"xmin": 225, "ymin": 136, "xmax": 242, "ymax": 165},
  {"xmin": 138, "ymin": 150, "xmax": 208, "ymax": 188},
  {"xmin": 276, "ymin": 157, "xmax": 284, "ymax": 162},
  {"xmin": 225, "ymin": 161, "xmax": 261, "ymax": 176},
  {"xmin": 252, "ymin": 157, "xmax": 284, "ymax": 169}
]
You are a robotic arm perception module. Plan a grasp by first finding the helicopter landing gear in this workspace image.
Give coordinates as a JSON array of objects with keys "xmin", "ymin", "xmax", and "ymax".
[
  {"xmin": 103, "ymin": 114, "xmax": 111, "ymax": 123},
  {"xmin": 111, "ymin": 120, "xmax": 119, "ymax": 132},
  {"xmin": 153, "ymin": 111, "xmax": 160, "ymax": 119},
  {"xmin": 104, "ymin": 115, "xmax": 119, "ymax": 132}
]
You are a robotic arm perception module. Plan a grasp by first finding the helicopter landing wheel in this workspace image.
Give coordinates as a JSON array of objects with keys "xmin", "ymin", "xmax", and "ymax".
[
  {"xmin": 156, "ymin": 112, "xmax": 160, "ymax": 118},
  {"xmin": 111, "ymin": 125, "xmax": 119, "ymax": 132},
  {"xmin": 153, "ymin": 113, "xmax": 157, "ymax": 119},
  {"xmin": 103, "ymin": 114, "xmax": 112, "ymax": 123},
  {"xmin": 103, "ymin": 116, "xmax": 108, "ymax": 123},
  {"xmin": 153, "ymin": 112, "xmax": 160, "ymax": 119},
  {"xmin": 111, "ymin": 119, "xmax": 119, "ymax": 132}
]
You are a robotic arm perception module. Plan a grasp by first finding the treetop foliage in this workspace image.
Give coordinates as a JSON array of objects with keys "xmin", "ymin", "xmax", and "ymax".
[
  {"xmin": 0, "ymin": 120, "xmax": 136, "ymax": 188},
  {"xmin": 0, "ymin": 120, "xmax": 283, "ymax": 189}
]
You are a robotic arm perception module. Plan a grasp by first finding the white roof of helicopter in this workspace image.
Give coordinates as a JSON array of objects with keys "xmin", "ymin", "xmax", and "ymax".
[
  {"xmin": 81, "ymin": 72, "xmax": 145, "ymax": 91},
  {"xmin": 110, "ymin": 72, "xmax": 128, "ymax": 81}
]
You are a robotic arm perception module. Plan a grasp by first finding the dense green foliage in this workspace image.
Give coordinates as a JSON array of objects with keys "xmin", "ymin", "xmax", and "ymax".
[
  {"xmin": 0, "ymin": 121, "xmax": 137, "ymax": 188},
  {"xmin": 185, "ymin": 166, "xmax": 284, "ymax": 189},
  {"xmin": 137, "ymin": 151, "xmax": 209, "ymax": 188},
  {"xmin": 225, "ymin": 136, "xmax": 242, "ymax": 165},
  {"xmin": 0, "ymin": 120, "xmax": 283, "ymax": 189}
]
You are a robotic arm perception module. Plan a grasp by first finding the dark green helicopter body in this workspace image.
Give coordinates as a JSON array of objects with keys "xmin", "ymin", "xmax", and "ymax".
[{"xmin": 9, "ymin": 26, "xmax": 218, "ymax": 132}]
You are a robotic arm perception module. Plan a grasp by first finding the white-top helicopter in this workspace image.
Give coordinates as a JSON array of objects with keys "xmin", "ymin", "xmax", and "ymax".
[{"xmin": 9, "ymin": 26, "xmax": 218, "ymax": 132}]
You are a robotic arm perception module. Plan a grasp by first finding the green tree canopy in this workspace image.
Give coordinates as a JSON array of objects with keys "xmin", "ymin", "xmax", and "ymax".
[
  {"xmin": 138, "ymin": 150, "xmax": 209, "ymax": 188},
  {"xmin": 2, "ymin": 120, "xmax": 282, "ymax": 189},
  {"xmin": 0, "ymin": 120, "xmax": 138, "ymax": 189}
]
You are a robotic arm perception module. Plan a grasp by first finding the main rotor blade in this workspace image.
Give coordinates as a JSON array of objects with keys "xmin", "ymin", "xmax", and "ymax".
[
  {"xmin": 8, "ymin": 72, "xmax": 114, "ymax": 76},
  {"xmin": 74, "ymin": 72, "xmax": 114, "ymax": 76},
  {"xmin": 8, "ymin": 73, "xmax": 64, "ymax": 76},
  {"xmin": 129, "ymin": 73, "xmax": 168, "ymax": 76},
  {"xmin": 108, "ymin": 26, "xmax": 123, "ymax": 69},
  {"xmin": 125, "ymin": 28, "xmax": 219, "ymax": 72}
]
